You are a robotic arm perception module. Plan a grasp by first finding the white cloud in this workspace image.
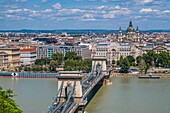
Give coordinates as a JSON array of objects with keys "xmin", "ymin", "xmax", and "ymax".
[
  {"xmin": 6, "ymin": 9, "xmax": 22, "ymax": 13},
  {"xmin": 163, "ymin": 10, "xmax": 170, "ymax": 14},
  {"xmin": 5, "ymin": 14, "xmax": 32, "ymax": 20},
  {"xmin": 115, "ymin": 6, "xmax": 120, "ymax": 9},
  {"xmin": 3, "ymin": 5, "xmax": 132, "ymax": 21},
  {"xmin": 41, "ymin": 0, "xmax": 48, "ymax": 2},
  {"xmin": 95, "ymin": 5, "xmax": 107, "ymax": 10},
  {"xmin": 3, "ymin": 5, "xmax": 19, "ymax": 9},
  {"xmin": 134, "ymin": 0, "xmax": 153, "ymax": 4},
  {"xmin": 81, "ymin": 14, "xmax": 96, "ymax": 21},
  {"xmin": 108, "ymin": 7, "xmax": 131, "ymax": 15},
  {"xmin": 103, "ymin": 14, "xmax": 115, "ymax": 19},
  {"xmin": 43, "ymin": 9, "xmax": 53, "ymax": 13},
  {"xmin": 52, "ymin": 3, "xmax": 62, "ymax": 9},
  {"xmin": 134, "ymin": 16, "xmax": 142, "ymax": 19},
  {"xmin": 143, "ymin": 0, "xmax": 153, "ymax": 3},
  {"xmin": 139, "ymin": 8, "xmax": 160, "ymax": 13},
  {"xmin": 57, "ymin": 9, "xmax": 85, "ymax": 15}
]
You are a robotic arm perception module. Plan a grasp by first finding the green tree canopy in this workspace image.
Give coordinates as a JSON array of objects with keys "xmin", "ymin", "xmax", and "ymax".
[
  {"xmin": 35, "ymin": 58, "xmax": 50, "ymax": 65},
  {"xmin": 49, "ymin": 60, "xmax": 58, "ymax": 71},
  {"xmin": 65, "ymin": 52, "xmax": 81, "ymax": 60},
  {"xmin": 143, "ymin": 50, "xmax": 156, "ymax": 66},
  {"xmin": 0, "ymin": 86, "xmax": 22, "ymax": 113},
  {"xmin": 136, "ymin": 56, "xmax": 142, "ymax": 66},
  {"xmin": 51, "ymin": 53, "xmax": 64, "ymax": 65},
  {"xmin": 120, "ymin": 58, "xmax": 130, "ymax": 73},
  {"xmin": 126, "ymin": 55, "xmax": 135, "ymax": 66}
]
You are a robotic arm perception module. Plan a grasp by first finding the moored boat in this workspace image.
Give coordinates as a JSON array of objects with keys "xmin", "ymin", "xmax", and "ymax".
[
  {"xmin": 139, "ymin": 73, "xmax": 160, "ymax": 79},
  {"xmin": 0, "ymin": 71, "xmax": 13, "ymax": 77}
]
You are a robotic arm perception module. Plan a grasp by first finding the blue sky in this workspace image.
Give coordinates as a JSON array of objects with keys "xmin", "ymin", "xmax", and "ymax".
[{"xmin": 0, "ymin": 0, "xmax": 170, "ymax": 30}]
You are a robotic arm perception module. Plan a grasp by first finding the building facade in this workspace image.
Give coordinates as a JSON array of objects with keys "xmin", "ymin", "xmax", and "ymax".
[
  {"xmin": 0, "ymin": 52, "xmax": 8, "ymax": 68},
  {"xmin": 0, "ymin": 48, "xmax": 20, "ymax": 69},
  {"xmin": 91, "ymin": 42, "xmax": 139, "ymax": 65},
  {"xmin": 36, "ymin": 44, "xmax": 91, "ymax": 59},
  {"xmin": 20, "ymin": 47, "xmax": 36, "ymax": 65}
]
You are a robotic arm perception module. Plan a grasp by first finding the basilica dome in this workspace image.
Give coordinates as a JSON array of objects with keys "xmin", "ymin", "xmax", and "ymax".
[{"xmin": 127, "ymin": 21, "xmax": 135, "ymax": 33}]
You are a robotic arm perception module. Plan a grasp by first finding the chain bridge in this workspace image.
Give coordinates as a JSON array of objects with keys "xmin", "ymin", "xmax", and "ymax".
[{"xmin": 47, "ymin": 58, "xmax": 112, "ymax": 113}]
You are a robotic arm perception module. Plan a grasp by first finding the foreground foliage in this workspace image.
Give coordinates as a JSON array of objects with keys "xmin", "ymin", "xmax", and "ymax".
[{"xmin": 0, "ymin": 86, "xmax": 22, "ymax": 113}]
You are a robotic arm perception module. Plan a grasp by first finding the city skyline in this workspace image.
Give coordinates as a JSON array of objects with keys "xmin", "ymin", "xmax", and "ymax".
[{"xmin": 0, "ymin": 0, "xmax": 170, "ymax": 30}]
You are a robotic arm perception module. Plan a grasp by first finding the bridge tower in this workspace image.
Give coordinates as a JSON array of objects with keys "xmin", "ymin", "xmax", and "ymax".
[
  {"xmin": 92, "ymin": 57, "xmax": 112, "ymax": 84},
  {"xmin": 57, "ymin": 71, "xmax": 83, "ymax": 103},
  {"xmin": 92, "ymin": 58, "xmax": 107, "ymax": 72}
]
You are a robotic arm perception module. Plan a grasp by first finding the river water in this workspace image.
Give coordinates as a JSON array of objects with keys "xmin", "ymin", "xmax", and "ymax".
[{"xmin": 0, "ymin": 77, "xmax": 170, "ymax": 113}]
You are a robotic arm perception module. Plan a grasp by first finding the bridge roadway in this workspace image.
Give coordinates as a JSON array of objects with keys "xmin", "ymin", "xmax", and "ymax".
[{"xmin": 48, "ymin": 66, "xmax": 112, "ymax": 113}]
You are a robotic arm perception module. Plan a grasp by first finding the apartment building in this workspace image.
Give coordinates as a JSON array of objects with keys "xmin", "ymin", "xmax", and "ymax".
[
  {"xmin": 0, "ymin": 51, "xmax": 8, "ymax": 68},
  {"xmin": 0, "ymin": 48, "xmax": 20, "ymax": 69},
  {"xmin": 36, "ymin": 44, "xmax": 91, "ymax": 59}
]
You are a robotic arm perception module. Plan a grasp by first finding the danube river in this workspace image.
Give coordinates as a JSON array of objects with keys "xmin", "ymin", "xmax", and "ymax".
[{"xmin": 0, "ymin": 77, "xmax": 170, "ymax": 113}]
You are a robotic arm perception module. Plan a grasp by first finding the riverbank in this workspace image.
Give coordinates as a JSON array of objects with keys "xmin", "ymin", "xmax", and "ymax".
[{"xmin": 111, "ymin": 73, "xmax": 170, "ymax": 78}]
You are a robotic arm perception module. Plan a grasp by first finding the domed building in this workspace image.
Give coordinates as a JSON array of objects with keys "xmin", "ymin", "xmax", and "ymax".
[
  {"xmin": 117, "ymin": 21, "xmax": 140, "ymax": 42},
  {"xmin": 127, "ymin": 21, "xmax": 135, "ymax": 33},
  {"xmin": 126, "ymin": 21, "xmax": 136, "ymax": 40}
]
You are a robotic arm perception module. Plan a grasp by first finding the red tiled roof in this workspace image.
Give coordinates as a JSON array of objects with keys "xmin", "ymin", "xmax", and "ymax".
[{"xmin": 20, "ymin": 48, "xmax": 36, "ymax": 52}]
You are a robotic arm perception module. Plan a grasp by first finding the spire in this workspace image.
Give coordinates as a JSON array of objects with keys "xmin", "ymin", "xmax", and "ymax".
[
  {"xmin": 136, "ymin": 26, "xmax": 139, "ymax": 32},
  {"xmin": 119, "ymin": 26, "xmax": 122, "ymax": 32},
  {"xmin": 129, "ymin": 20, "xmax": 133, "ymax": 27}
]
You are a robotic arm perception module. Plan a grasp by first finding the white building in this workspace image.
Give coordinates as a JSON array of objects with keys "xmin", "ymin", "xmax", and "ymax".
[{"xmin": 20, "ymin": 47, "xmax": 36, "ymax": 65}]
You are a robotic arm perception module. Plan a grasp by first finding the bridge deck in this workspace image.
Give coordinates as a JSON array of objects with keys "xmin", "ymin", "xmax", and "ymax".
[{"xmin": 83, "ymin": 73, "xmax": 105, "ymax": 99}]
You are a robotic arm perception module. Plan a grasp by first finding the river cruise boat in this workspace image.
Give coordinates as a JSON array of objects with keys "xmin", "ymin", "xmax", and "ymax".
[{"xmin": 138, "ymin": 73, "xmax": 160, "ymax": 79}]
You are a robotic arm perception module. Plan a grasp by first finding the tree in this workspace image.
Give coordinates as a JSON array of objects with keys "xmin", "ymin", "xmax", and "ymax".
[
  {"xmin": 64, "ymin": 59, "xmax": 74, "ymax": 71},
  {"xmin": 144, "ymin": 63, "xmax": 150, "ymax": 74},
  {"xmin": 158, "ymin": 51, "xmax": 170, "ymax": 67},
  {"xmin": 52, "ymin": 53, "xmax": 64, "ymax": 65},
  {"xmin": 138, "ymin": 59, "xmax": 146, "ymax": 73},
  {"xmin": 126, "ymin": 55, "xmax": 135, "ymax": 66},
  {"xmin": 49, "ymin": 60, "xmax": 58, "ymax": 71},
  {"xmin": 143, "ymin": 50, "xmax": 156, "ymax": 66},
  {"xmin": 35, "ymin": 58, "xmax": 50, "ymax": 66},
  {"xmin": 120, "ymin": 58, "xmax": 130, "ymax": 73},
  {"xmin": 65, "ymin": 52, "xmax": 81, "ymax": 60},
  {"xmin": 0, "ymin": 86, "xmax": 22, "ymax": 113},
  {"xmin": 64, "ymin": 59, "xmax": 92, "ymax": 72},
  {"xmin": 136, "ymin": 56, "xmax": 142, "ymax": 66}
]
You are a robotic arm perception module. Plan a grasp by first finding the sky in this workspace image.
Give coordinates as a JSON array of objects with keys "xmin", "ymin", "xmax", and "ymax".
[{"xmin": 0, "ymin": 0, "xmax": 170, "ymax": 30}]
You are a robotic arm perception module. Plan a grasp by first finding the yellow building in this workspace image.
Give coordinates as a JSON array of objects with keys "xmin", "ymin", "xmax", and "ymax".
[{"xmin": 0, "ymin": 48, "xmax": 20, "ymax": 70}]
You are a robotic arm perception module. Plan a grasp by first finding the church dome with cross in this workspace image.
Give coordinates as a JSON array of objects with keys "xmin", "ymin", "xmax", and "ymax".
[{"xmin": 127, "ymin": 21, "xmax": 135, "ymax": 33}]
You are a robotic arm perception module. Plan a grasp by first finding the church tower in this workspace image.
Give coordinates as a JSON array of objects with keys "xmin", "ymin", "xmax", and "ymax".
[
  {"xmin": 117, "ymin": 27, "xmax": 123, "ymax": 42},
  {"xmin": 136, "ymin": 26, "xmax": 139, "ymax": 35}
]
